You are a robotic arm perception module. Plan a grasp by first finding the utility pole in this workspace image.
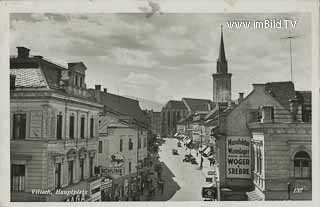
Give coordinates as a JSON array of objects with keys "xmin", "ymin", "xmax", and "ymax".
[{"xmin": 281, "ymin": 30, "xmax": 300, "ymax": 82}]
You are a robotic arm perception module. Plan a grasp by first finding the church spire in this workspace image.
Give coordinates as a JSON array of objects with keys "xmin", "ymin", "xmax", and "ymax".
[
  {"xmin": 218, "ymin": 25, "xmax": 226, "ymax": 62},
  {"xmin": 217, "ymin": 25, "xmax": 228, "ymax": 74}
]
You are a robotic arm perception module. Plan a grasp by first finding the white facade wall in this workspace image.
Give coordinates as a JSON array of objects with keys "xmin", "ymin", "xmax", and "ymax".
[{"xmin": 10, "ymin": 95, "xmax": 101, "ymax": 192}]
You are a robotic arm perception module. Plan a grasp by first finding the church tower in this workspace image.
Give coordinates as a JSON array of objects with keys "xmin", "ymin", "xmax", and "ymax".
[{"xmin": 212, "ymin": 26, "xmax": 232, "ymax": 103}]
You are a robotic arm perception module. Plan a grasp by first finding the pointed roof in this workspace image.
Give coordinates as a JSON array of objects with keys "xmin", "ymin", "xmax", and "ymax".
[
  {"xmin": 163, "ymin": 100, "xmax": 187, "ymax": 109},
  {"xmin": 182, "ymin": 98, "xmax": 212, "ymax": 113},
  {"xmin": 218, "ymin": 25, "xmax": 226, "ymax": 62}
]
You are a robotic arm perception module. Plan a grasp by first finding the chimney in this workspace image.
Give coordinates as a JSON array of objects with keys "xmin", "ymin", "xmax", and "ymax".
[
  {"xmin": 17, "ymin": 47, "xmax": 30, "ymax": 58},
  {"xmin": 238, "ymin": 92, "xmax": 244, "ymax": 102},
  {"xmin": 10, "ymin": 74, "xmax": 16, "ymax": 90},
  {"xmin": 95, "ymin": 85, "xmax": 101, "ymax": 91},
  {"xmin": 103, "ymin": 88, "xmax": 107, "ymax": 93}
]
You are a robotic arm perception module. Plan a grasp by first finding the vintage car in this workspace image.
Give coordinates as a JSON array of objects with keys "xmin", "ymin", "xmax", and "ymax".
[
  {"xmin": 172, "ymin": 149, "xmax": 179, "ymax": 155},
  {"xmin": 183, "ymin": 154, "xmax": 193, "ymax": 162},
  {"xmin": 190, "ymin": 157, "xmax": 198, "ymax": 164}
]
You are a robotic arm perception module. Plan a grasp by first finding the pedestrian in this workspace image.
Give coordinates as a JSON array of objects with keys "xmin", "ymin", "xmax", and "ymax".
[{"xmin": 196, "ymin": 151, "xmax": 198, "ymax": 157}]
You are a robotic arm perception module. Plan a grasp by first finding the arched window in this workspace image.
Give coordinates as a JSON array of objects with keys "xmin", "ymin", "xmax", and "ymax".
[{"xmin": 294, "ymin": 151, "xmax": 311, "ymax": 179}]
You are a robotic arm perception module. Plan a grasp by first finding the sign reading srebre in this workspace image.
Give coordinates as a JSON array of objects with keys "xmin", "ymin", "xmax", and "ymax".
[{"xmin": 226, "ymin": 137, "xmax": 251, "ymax": 179}]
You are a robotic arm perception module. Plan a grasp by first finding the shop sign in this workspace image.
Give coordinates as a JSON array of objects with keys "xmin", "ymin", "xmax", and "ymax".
[
  {"xmin": 226, "ymin": 137, "xmax": 251, "ymax": 179},
  {"xmin": 88, "ymin": 178, "xmax": 101, "ymax": 201},
  {"xmin": 101, "ymin": 178, "xmax": 112, "ymax": 191},
  {"xmin": 104, "ymin": 167, "xmax": 124, "ymax": 177}
]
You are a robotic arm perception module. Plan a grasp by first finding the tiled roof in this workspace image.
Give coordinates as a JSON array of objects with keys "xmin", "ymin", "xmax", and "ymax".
[
  {"xmin": 163, "ymin": 100, "xmax": 187, "ymax": 109},
  {"xmin": 91, "ymin": 90, "xmax": 148, "ymax": 126},
  {"xmin": 10, "ymin": 68, "xmax": 47, "ymax": 88},
  {"xmin": 264, "ymin": 81, "xmax": 296, "ymax": 109},
  {"xmin": 182, "ymin": 98, "xmax": 212, "ymax": 112},
  {"xmin": 204, "ymin": 108, "xmax": 219, "ymax": 120}
]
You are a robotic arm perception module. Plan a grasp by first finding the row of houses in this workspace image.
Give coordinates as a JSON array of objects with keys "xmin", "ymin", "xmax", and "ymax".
[
  {"xmin": 161, "ymin": 28, "xmax": 312, "ymax": 200},
  {"xmin": 10, "ymin": 47, "xmax": 152, "ymax": 202}
]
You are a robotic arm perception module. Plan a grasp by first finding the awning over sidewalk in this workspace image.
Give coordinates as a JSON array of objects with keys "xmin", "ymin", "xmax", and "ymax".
[
  {"xmin": 203, "ymin": 147, "xmax": 212, "ymax": 156},
  {"xmin": 199, "ymin": 145, "xmax": 208, "ymax": 152}
]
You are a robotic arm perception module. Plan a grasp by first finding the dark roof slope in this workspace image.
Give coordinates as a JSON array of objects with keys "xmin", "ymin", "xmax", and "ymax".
[
  {"xmin": 90, "ymin": 90, "xmax": 148, "ymax": 125},
  {"xmin": 163, "ymin": 100, "xmax": 187, "ymax": 109},
  {"xmin": 182, "ymin": 98, "xmax": 212, "ymax": 112},
  {"xmin": 264, "ymin": 81, "xmax": 296, "ymax": 109}
]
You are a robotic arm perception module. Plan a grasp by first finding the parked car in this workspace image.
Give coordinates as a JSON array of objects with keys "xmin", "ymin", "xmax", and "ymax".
[
  {"xmin": 191, "ymin": 157, "xmax": 198, "ymax": 164},
  {"xmin": 172, "ymin": 149, "xmax": 178, "ymax": 155},
  {"xmin": 183, "ymin": 154, "xmax": 193, "ymax": 162}
]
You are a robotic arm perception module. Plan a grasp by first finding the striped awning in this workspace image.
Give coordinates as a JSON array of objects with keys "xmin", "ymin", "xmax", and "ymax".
[{"xmin": 203, "ymin": 147, "xmax": 211, "ymax": 155}]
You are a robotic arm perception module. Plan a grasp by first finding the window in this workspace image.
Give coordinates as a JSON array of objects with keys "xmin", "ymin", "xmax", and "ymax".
[
  {"xmin": 89, "ymin": 157, "xmax": 94, "ymax": 177},
  {"xmin": 294, "ymin": 151, "xmax": 311, "ymax": 179},
  {"xmin": 258, "ymin": 149, "xmax": 262, "ymax": 174},
  {"xmin": 80, "ymin": 117, "xmax": 85, "ymax": 139},
  {"xmin": 69, "ymin": 115, "xmax": 75, "ymax": 139},
  {"xmin": 129, "ymin": 138, "xmax": 133, "ymax": 150},
  {"xmin": 68, "ymin": 160, "xmax": 74, "ymax": 185},
  {"xmin": 120, "ymin": 139, "xmax": 123, "ymax": 152},
  {"xmin": 129, "ymin": 162, "xmax": 131, "ymax": 173},
  {"xmin": 143, "ymin": 137, "xmax": 146, "ymax": 148},
  {"xmin": 11, "ymin": 164, "xmax": 25, "ymax": 191},
  {"xmin": 138, "ymin": 136, "xmax": 141, "ymax": 149},
  {"xmin": 98, "ymin": 141, "xmax": 102, "ymax": 153},
  {"xmin": 12, "ymin": 114, "xmax": 26, "ymax": 139},
  {"xmin": 90, "ymin": 118, "xmax": 94, "ymax": 138},
  {"xmin": 80, "ymin": 159, "xmax": 84, "ymax": 181},
  {"xmin": 55, "ymin": 163, "xmax": 61, "ymax": 189},
  {"xmin": 80, "ymin": 76, "xmax": 83, "ymax": 87},
  {"xmin": 75, "ymin": 75, "xmax": 78, "ymax": 86},
  {"xmin": 302, "ymin": 108, "xmax": 312, "ymax": 122},
  {"xmin": 56, "ymin": 114, "xmax": 62, "ymax": 139}
]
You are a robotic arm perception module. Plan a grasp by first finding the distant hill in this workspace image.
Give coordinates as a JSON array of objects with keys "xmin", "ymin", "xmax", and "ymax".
[{"xmin": 124, "ymin": 95, "xmax": 164, "ymax": 112}]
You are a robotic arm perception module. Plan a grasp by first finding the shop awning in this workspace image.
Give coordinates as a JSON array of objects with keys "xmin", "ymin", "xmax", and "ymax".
[
  {"xmin": 199, "ymin": 145, "xmax": 208, "ymax": 152},
  {"xmin": 203, "ymin": 147, "xmax": 211, "ymax": 156}
]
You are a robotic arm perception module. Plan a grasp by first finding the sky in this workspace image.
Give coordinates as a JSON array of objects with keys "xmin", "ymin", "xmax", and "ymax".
[{"xmin": 10, "ymin": 13, "xmax": 312, "ymax": 104}]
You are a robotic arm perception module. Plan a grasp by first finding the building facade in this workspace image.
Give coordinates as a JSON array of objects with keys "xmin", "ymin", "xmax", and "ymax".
[
  {"xmin": 145, "ymin": 110, "xmax": 161, "ymax": 136},
  {"xmin": 90, "ymin": 85, "xmax": 150, "ymax": 201},
  {"xmin": 10, "ymin": 47, "xmax": 102, "ymax": 201},
  {"xmin": 161, "ymin": 100, "xmax": 188, "ymax": 137},
  {"xmin": 212, "ymin": 82, "xmax": 311, "ymax": 200}
]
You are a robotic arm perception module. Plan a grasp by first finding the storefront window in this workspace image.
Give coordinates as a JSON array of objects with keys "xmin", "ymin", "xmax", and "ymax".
[
  {"xmin": 68, "ymin": 160, "xmax": 74, "ymax": 185},
  {"xmin": 11, "ymin": 164, "xmax": 25, "ymax": 191},
  {"xmin": 55, "ymin": 163, "xmax": 61, "ymax": 189},
  {"xmin": 294, "ymin": 151, "xmax": 311, "ymax": 179}
]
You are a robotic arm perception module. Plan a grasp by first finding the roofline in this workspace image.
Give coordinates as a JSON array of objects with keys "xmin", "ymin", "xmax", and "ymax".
[{"xmin": 10, "ymin": 89, "xmax": 103, "ymax": 108}]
